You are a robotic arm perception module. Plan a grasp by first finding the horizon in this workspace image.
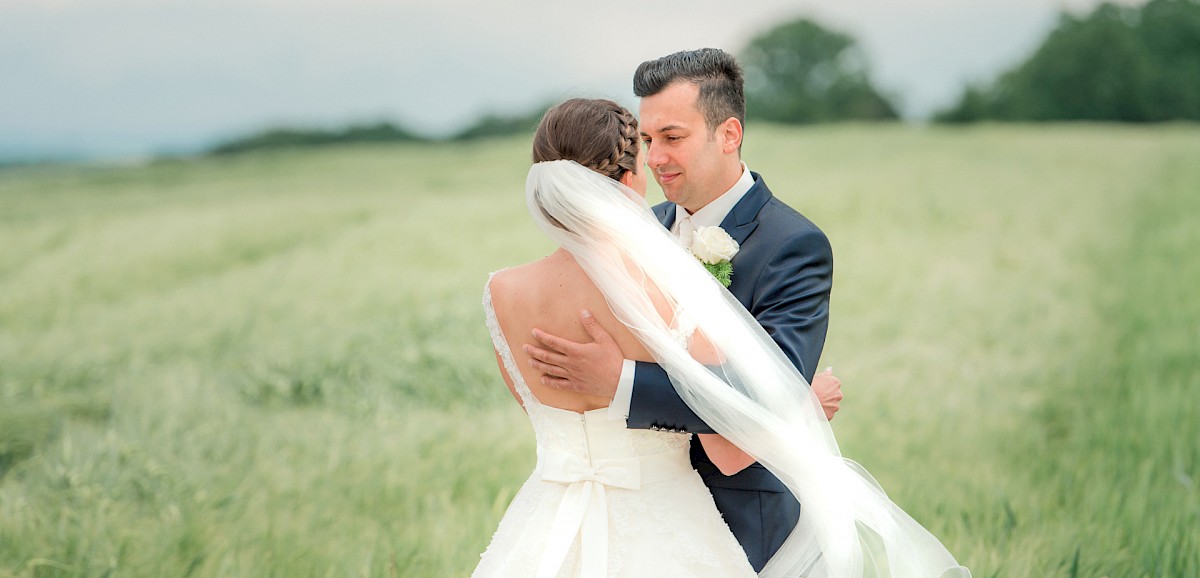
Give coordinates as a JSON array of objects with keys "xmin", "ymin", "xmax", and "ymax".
[{"xmin": 0, "ymin": 0, "xmax": 1142, "ymax": 162}]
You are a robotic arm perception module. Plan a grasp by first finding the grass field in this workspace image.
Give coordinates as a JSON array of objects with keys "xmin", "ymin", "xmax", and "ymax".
[{"xmin": 0, "ymin": 124, "xmax": 1197, "ymax": 577}]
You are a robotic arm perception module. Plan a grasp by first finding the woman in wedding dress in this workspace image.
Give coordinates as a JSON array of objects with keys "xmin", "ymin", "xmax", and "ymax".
[
  {"xmin": 474, "ymin": 98, "xmax": 771, "ymax": 577},
  {"xmin": 473, "ymin": 98, "xmax": 969, "ymax": 578}
]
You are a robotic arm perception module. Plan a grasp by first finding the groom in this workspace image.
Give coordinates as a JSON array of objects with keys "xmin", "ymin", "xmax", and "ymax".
[{"xmin": 526, "ymin": 48, "xmax": 838, "ymax": 571}]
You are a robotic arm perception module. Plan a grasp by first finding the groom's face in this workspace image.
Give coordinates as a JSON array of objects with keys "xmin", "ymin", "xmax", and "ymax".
[{"xmin": 639, "ymin": 81, "xmax": 728, "ymax": 213}]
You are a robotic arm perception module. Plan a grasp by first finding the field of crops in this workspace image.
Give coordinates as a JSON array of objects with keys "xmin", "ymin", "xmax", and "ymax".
[{"xmin": 1, "ymin": 124, "xmax": 1197, "ymax": 577}]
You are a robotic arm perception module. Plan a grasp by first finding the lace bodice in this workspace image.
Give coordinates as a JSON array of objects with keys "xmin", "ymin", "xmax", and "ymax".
[{"xmin": 483, "ymin": 273, "xmax": 692, "ymax": 459}]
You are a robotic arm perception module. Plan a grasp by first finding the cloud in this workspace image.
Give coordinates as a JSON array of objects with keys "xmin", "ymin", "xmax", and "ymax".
[{"xmin": 0, "ymin": 0, "xmax": 1137, "ymax": 157}]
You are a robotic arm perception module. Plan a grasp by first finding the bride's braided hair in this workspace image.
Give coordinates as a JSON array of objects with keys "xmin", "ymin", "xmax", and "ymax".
[{"xmin": 533, "ymin": 98, "xmax": 640, "ymax": 183}]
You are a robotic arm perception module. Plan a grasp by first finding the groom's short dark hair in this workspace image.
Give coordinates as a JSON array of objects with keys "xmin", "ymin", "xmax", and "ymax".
[{"xmin": 633, "ymin": 48, "xmax": 745, "ymax": 133}]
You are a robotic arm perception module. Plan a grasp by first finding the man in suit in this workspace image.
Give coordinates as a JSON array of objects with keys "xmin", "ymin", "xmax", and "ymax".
[{"xmin": 525, "ymin": 47, "xmax": 840, "ymax": 572}]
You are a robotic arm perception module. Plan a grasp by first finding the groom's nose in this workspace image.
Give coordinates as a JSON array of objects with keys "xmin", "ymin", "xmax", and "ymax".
[{"xmin": 646, "ymin": 141, "xmax": 668, "ymax": 170}]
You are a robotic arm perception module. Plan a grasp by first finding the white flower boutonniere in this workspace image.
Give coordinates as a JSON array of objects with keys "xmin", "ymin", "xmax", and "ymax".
[{"xmin": 690, "ymin": 225, "xmax": 739, "ymax": 287}]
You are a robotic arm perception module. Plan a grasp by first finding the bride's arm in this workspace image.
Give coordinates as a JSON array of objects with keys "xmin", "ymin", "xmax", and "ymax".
[
  {"xmin": 695, "ymin": 366, "xmax": 842, "ymax": 476},
  {"xmin": 698, "ymin": 434, "xmax": 756, "ymax": 475},
  {"xmin": 688, "ymin": 329, "xmax": 756, "ymax": 475}
]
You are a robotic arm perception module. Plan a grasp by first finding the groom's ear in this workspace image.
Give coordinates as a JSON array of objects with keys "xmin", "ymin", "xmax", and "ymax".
[{"xmin": 718, "ymin": 117, "xmax": 743, "ymax": 155}]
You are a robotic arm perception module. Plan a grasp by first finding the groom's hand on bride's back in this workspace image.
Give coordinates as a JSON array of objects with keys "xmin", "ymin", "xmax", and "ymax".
[{"xmin": 525, "ymin": 309, "xmax": 623, "ymax": 399}]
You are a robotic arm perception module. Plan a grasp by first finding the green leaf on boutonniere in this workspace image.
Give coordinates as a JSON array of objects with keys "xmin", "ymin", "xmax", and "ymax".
[{"xmin": 704, "ymin": 261, "xmax": 733, "ymax": 287}]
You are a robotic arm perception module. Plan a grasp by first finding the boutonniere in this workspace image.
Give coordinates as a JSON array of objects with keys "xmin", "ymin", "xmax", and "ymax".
[{"xmin": 690, "ymin": 225, "xmax": 739, "ymax": 287}]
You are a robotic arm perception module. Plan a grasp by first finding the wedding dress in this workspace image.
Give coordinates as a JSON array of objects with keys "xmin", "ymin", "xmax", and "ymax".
[{"xmin": 470, "ymin": 277, "xmax": 757, "ymax": 578}]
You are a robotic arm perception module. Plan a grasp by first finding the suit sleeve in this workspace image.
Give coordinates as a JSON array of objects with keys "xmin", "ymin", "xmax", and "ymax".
[
  {"xmin": 751, "ymin": 227, "xmax": 833, "ymax": 382},
  {"xmin": 626, "ymin": 361, "xmax": 718, "ymax": 434},
  {"xmin": 626, "ymin": 227, "xmax": 833, "ymax": 433}
]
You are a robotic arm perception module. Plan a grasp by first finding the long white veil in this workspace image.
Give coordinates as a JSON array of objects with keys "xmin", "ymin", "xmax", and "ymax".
[{"xmin": 526, "ymin": 160, "xmax": 970, "ymax": 578}]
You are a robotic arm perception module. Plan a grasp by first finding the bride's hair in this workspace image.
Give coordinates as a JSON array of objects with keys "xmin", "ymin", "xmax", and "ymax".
[{"xmin": 532, "ymin": 98, "xmax": 640, "ymax": 183}]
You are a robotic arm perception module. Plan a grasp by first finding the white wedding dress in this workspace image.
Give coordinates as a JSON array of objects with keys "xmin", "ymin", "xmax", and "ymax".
[{"xmin": 471, "ymin": 279, "xmax": 756, "ymax": 578}]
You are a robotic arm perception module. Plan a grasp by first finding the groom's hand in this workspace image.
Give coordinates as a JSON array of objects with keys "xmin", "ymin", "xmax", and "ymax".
[{"xmin": 525, "ymin": 309, "xmax": 622, "ymax": 399}]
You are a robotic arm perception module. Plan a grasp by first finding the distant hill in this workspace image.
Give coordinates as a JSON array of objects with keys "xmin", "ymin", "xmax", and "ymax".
[
  {"xmin": 209, "ymin": 122, "xmax": 426, "ymax": 155},
  {"xmin": 208, "ymin": 105, "xmax": 553, "ymax": 156}
]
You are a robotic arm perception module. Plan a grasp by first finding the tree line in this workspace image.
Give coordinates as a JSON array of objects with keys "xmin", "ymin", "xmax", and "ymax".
[
  {"xmin": 938, "ymin": 0, "xmax": 1200, "ymax": 122},
  {"xmin": 207, "ymin": 109, "xmax": 554, "ymax": 155},
  {"xmin": 210, "ymin": 0, "xmax": 1200, "ymax": 155}
]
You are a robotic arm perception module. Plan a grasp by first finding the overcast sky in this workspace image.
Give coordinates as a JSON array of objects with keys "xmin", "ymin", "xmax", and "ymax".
[{"xmin": 1, "ymin": 0, "xmax": 1139, "ymax": 159}]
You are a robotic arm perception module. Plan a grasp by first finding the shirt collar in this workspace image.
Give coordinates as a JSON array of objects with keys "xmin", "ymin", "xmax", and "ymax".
[{"xmin": 677, "ymin": 163, "xmax": 755, "ymax": 230}]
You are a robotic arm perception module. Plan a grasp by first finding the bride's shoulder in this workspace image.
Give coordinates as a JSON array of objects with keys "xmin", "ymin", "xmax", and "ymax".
[
  {"xmin": 493, "ymin": 251, "xmax": 574, "ymax": 283},
  {"xmin": 490, "ymin": 259, "xmax": 536, "ymax": 284},
  {"xmin": 490, "ymin": 256, "xmax": 587, "ymax": 305},
  {"xmin": 487, "ymin": 260, "xmax": 544, "ymax": 301}
]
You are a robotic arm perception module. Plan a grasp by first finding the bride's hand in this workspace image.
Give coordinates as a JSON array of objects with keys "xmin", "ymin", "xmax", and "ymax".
[{"xmin": 811, "ymin": 367, "xmax": 843, "ymax": 421}]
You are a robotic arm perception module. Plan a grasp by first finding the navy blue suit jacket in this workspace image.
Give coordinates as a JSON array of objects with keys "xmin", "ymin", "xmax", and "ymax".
[{"xmin": 628, "ymin": 172, "xmax": 832, "ymax": 571}]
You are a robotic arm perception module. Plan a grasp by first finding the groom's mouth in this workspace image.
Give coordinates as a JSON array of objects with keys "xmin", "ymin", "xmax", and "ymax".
[{"xmin": 657, "ymin": 171, "xmax": 681, "ymax": 186}]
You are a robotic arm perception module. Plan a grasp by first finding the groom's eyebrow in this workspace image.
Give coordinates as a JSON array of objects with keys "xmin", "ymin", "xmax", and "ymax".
[{"xmin": 646, "ymin": 124, "xmax": 685, "ymax": 135}]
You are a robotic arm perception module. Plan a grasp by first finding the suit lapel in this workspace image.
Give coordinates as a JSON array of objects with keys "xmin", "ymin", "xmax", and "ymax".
[
  {"xmin": 653, "ymin": 172, "xmax": 772, "ymax": 243},
  {"xmin": 654, "ymin": 202, "xmax": 677, "ymax": 230},
  {"xmin": 719, "ymin": 172, "xmax": 771, "ymax": 246}
]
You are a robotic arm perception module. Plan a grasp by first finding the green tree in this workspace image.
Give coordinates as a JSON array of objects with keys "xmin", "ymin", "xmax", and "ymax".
[
  {"xmin": 741, "ymin": 18, "xmax": 898, "ymax": 123},
  {"xmin": 1138, "ymin": 0, "xmax": 1200, "ymax": 120},
  {"xmin": 937, "ymin": 0, "xmax": 1200, "ymax": 123},
  {"xmin": 1000, "ymin": 4, "xmax": 1151, "ymax": 121}
]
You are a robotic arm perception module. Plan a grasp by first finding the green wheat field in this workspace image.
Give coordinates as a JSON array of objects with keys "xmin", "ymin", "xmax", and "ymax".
[{"xmin": 1, "ymin": 124, "xmax": 1197, "ymax": 577}]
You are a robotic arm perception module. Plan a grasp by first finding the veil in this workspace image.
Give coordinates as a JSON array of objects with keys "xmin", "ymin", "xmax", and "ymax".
[{"xmin": 526, "ymin": 160, "xmax": 971, "ymax": 578}]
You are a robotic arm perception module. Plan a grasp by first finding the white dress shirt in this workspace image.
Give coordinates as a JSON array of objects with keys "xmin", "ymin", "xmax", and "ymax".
[{"xmin": 608, "ymin": 163, "xmax": 756, "ymax": 421}]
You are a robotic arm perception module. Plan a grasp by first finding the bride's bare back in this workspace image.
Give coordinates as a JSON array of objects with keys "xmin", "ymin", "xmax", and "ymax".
[{"xmin": 488, "ymin": 249, "xmax": 655, "ymax": 414}]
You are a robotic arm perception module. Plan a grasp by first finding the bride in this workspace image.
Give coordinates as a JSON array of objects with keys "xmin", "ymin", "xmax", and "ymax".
[{"xmin": 473, "ymin": 98, "xmax": 969, "ymax": 578}]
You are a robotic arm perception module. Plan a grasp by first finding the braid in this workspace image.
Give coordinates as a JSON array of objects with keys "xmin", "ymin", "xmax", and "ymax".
[
  {"xmin": 594, "ymin": 103, "xmax": 640, "ymax": 182},
  {"xmin": 533, "ymin": 98, "xmax": 641, "ymax": 183}
]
